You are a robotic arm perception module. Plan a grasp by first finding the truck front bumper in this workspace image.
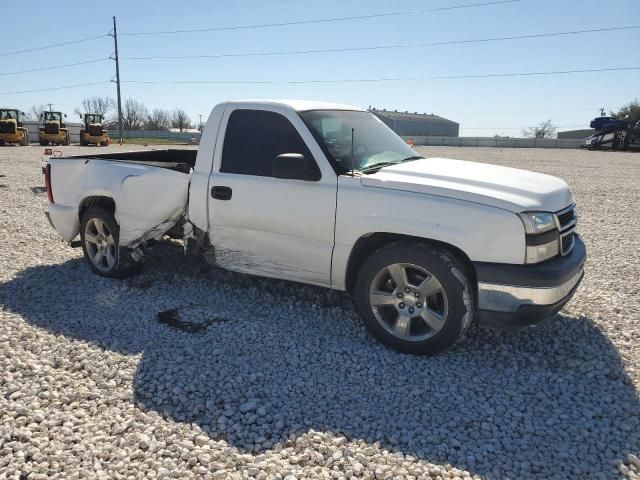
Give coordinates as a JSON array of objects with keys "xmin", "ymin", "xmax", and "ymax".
[{"xmin": 474, "ymin": 235, "xmax": 586, "ymax": 330}]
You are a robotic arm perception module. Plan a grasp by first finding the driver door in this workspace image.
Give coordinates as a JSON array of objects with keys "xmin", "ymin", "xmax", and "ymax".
[{"xmin": 207, "ymin": 106, "xmax": 338, "ymax": 286}]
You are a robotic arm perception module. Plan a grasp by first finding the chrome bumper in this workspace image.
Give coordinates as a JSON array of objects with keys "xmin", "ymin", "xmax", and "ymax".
[{"xmin": 478, "ymin": 267, "xmax": 584, "ymax": 313}]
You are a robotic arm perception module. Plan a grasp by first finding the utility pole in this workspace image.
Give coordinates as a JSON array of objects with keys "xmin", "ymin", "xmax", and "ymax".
[
  {"xmin": 110, "ymin": 16, "xmax": 124, "ymax": 144},
  {"xmin": 198, "ymin": 114, "xmax": 203, "ymax": 131}
]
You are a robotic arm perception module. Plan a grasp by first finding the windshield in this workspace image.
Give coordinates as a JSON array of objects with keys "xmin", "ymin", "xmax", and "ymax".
[
  {"xmin": 1, "ymin": 110, "xmax": 17, "ymax": 120},
  {"xmin": 301, "ymin": 110, "xmax": 419, "ymax": 172},
  {"xmin": 44, "ymin": 112, "xmax": 62, "ymax": 122}
]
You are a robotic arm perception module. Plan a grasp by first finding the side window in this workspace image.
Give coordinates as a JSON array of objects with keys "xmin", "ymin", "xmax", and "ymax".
[{"xmin": 221, "ymin": 109, "xmax": 315, "ymax": 177}]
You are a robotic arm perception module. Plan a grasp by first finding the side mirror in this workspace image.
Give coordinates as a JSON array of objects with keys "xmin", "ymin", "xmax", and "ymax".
[
  {"xmin": 64, "ymin": 114, "xmax": 67, "ymax": 118},
  {"xmin": 272, "ymin": 153, "xmax": 320, "ymax": 181}
]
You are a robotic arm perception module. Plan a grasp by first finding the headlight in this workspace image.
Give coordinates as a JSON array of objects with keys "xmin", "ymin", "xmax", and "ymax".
[{"xmin": 518, "ymin": 212, "xmax": 556, "ymax": 234}]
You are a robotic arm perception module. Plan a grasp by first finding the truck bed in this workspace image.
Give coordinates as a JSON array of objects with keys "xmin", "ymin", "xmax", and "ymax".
[
  {"xmin": 47, "ymin": 149, "xmax": 196, "ymax": 247},
  {"xmin": 61, "ymin": 149, "xmax": 197, "ymax": 174}
]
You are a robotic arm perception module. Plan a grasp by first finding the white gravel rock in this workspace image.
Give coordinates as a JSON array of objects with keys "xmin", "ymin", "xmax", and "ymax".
[{"xmin": 0, "ymin": 145, "xmax": 639, "ymax": 480}]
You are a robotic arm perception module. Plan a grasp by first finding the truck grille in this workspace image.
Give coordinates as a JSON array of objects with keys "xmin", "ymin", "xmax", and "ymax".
[
  {"xmin": 45, "ymin": 123, "xmax": 60, "ymax": 135},
  {"xmin": 555, "ymin": 205, "xmax": 577, "ymax": 256},
  {"xmin": 561, "ymin": 231, "xmax": 575, "ymax": 255},
  {"xmin": 89, "ymin": 125, "xmax": 103, "ymax": 136},
  {"xmin": 557, "ymin": 209, "xmax": 575, "ymax": 229},
  {"xmin": 0, "ymin": 121, "xmax": 17, "ymax": 134}
]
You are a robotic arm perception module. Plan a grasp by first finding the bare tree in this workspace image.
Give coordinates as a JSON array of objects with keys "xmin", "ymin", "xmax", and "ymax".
[
  {"xmin": 27, "ymin": 104, "xmax": 47, "ymax": 121},
  {"xmin": 145, "ymin": 109, "xmax": 171, "ymax": 130},
  {"xmin": 122, "ymin": 98, "xmax": 148, "ymax": 130},
  {"xmin": 610, "ymin": 99, "xmax": 640, "ymax": 125},
  {"xmin": 75, "ymin": 97, "xmax": 115, "ymax": 118},
  {"xmin": 522, "ymin": 119, "xmax": 556, "ymax": 139},
  {"xmin": 171, "ymin": 108, "xmax": 193, "ymax": 132}
]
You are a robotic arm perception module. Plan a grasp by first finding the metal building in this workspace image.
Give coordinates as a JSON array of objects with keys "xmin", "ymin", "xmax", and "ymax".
[{"xmin": 370, "ymin": 108, "xmax": 459, "ymax": 137}]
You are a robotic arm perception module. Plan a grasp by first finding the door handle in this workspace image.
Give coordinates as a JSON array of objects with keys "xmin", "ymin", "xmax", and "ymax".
[{"xmin": 211, "ymin": 186, "xmax": 232, "ymax": 200}]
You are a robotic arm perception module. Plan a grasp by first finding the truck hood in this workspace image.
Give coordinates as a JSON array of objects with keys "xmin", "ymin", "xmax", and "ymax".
[{"xmin": 360, "ymin": 157, "xmax": 573, "ymax": 212}]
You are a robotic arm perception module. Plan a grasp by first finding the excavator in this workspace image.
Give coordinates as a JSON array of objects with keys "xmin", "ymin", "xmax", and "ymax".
[
  {"xmin": 39, "ymin": 111, "xmax": 70, "ymax": 146},
  {"xmin": 583, "ymin": 116, "xmax": 640, "ymax": 151},
  {"xmin": 0, "ymin": 108, "xmax": 30, "ymax": 146},
  {"xmin": 79, "ymin": 113, "xmax": 110, "ymax": 146}
]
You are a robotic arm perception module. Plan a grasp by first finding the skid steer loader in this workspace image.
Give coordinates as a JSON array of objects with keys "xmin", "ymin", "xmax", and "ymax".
[
  {"xmin": 0, "ymin": 108, "xmax": 30, "ymax": 146},
  {"xmin": 79, "ymin": 113, "xmax": 110, "ymax": 146},
  {"xmin": 39, "ymin": 111, "xmax": 70, "ymax": 146}
]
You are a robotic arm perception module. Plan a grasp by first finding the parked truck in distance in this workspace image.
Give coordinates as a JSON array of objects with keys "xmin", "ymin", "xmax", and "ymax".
[
  {"xmin": 0, "ymin": 108, "xmax": 30, "ymax": 146},
  {"xmin": 79, "ymin": 113, "xmax": 110, "ymax": 146},
  {"xmin": 43, "ymin": 100, "xmax": 586, "ymax": 355},
  {"xmin": 39, "ymin": 111, "xmax": 70, "ymax": 146}
]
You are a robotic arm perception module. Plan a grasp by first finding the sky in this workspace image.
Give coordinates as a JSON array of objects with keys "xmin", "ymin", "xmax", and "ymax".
[{"xmin": 2, "ymin": 0, "xmax": 639, "ymax": 136}]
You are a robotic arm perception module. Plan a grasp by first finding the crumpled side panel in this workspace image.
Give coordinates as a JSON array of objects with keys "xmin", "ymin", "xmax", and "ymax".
[{"xmin": 114, "ymin": 169, "xmax": 190, "ymax": 247}]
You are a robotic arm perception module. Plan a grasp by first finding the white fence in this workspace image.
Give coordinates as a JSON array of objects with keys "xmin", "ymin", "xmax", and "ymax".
[
  {"xmin": 23, "ymin": 121, "xmax": 83, "ymax": 144},
  {"xmin": 403, "ymin": 136, "xmax": 584, "ymax": 149}
]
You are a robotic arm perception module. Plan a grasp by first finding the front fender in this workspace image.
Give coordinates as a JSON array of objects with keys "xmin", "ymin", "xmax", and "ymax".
[{"xmin": 331, "ymin": 176, "xmax": 525, "ymax": 290}]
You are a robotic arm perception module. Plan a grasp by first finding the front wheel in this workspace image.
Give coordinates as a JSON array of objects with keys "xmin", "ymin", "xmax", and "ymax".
[
  {"xmin": 80, "ymin": 207, "xmax": 142, "ymax": 278},
  {"xmin": 354, "ymin": 243, "xmax": 473, "ymax": 355}
]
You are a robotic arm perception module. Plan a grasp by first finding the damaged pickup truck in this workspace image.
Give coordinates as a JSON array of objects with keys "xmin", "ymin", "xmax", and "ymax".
[{"xmin": 44, "ymin": 100, "xmax": 585, "ymax": 354}]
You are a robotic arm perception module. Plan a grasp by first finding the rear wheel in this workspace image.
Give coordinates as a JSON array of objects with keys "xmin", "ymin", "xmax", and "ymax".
[
  {"xmin": 80, "ymin": 207, "xmax": 143, "ymax": 278},
  {"xmin": 354, "ymin": 243, "xmax": 473, "ymax": 355},
  {"xmin": 63, "ymin": 132, "xmax": 70, "ymax": 146},
  {"xmin": 79, "ymin": 130, "xmax": 87, "ymax": 146},
  {"xmin": 0, "ymin": 139, "xmax": 5, "ymax": 146}
]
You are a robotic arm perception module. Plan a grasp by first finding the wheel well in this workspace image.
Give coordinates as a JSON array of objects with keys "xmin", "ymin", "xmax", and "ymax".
[
  {"xmin": 79, "ymin": 196, "xmax": 115, "ymax": 221},
  {"xmin": 345, "ymin": 232, "xmax": 477, "ymax": 295}
]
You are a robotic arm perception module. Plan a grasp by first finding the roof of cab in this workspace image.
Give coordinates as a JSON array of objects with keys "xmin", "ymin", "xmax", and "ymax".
[{"xmin": 224, "ymin": 99, "xmax": 365, "ymax": 112}]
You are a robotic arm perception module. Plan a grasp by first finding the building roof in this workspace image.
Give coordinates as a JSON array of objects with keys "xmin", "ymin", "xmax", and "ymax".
[{"xmin": 370, "ymin": 108, "xmax": 459, "ymax": 125}]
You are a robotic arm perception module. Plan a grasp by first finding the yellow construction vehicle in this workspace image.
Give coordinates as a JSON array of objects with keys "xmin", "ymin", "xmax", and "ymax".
[
  {"xmin": 0, "ymin": 108, "xmax": 30, "ymax": 146},
  {"xmin": 39, "ymin": 111, "xmax": 70, "ymax": 146},
  {"xmin": 79, "ymin": 113, "xmax": 110, "ymax": 146}
]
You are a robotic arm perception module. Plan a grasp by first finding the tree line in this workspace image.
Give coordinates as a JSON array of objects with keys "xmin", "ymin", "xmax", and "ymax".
[{"xmin": 26, "ymin": 97, "xmax": 197, "ymax": 132}]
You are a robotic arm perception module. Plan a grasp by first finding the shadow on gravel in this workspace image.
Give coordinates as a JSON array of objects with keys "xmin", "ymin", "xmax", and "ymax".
[{"xmin": 2, "ymin": 248, "xmax": 638, "ymax": 479}]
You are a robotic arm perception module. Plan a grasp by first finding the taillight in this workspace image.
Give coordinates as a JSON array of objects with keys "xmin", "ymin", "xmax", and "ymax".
[{"xmin": 44, "ymin": 163, "xmax": 54, "ymax": 203}]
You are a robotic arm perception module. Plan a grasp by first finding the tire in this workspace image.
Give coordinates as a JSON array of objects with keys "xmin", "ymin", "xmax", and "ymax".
[
  {"xmin": 79, "ymin": 130, "xmax": 87, "ymax": 146},
  {"xmin": 19, "ymin": 132, "xmax": 30, "ymax": 146},
  {"xmin": 63, "ymin": 132, "xmax": 70, "ymax": 146},
  {"xmin": 39, "ymin": 140, "xmax": 47, "ymax": 146},
  {"xmin": 354, "ymin": 242, "xmax": 474, "ymax": 355},
  {"xmin": 0, "ymin": 139, "xmax": 5, "ymax": 146},
  {"xmin": 80, "ymin": 207, "xmax": 143, "ymax": 278}
]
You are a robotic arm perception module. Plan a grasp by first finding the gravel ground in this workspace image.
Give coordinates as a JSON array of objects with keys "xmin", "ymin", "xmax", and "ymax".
[{"xmin": 0, "ymin": 144, "xmax": 638, "ymax": 480}]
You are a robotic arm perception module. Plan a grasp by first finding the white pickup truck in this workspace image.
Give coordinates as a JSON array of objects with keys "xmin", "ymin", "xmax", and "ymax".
[{"xmin": 44, "ymin": 100, "xmax": 585, "ymax": 355}]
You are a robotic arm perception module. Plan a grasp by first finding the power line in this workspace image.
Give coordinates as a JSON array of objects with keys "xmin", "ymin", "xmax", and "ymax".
[
  {"xmin": 121, "ymin": 25, "xmax": 640, "ymax": 61},
  {"xmin": 122, "ymin": 66, "xmax": 640, "ymax": 86},
  {"xmin": 0, "ymin": 81, "xmax": 111, "ymax": 96},
  {"xmin": 0, "ymin": 34, "xmax": 108, "ymax": 57},
  {"xmin": 0, "ymin": 58, "xmax": 109, "ymax": 76},
  {"xmin": 121, "ymin": 0, "xmax": 519, "ymax": 36}
]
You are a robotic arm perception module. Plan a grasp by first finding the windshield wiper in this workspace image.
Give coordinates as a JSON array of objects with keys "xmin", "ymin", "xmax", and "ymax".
[
  {"xmin": 399, "ymin": 155, "xmax": 423, "ymax": 162},
  {"xmin": 359, "ymin": 161, "xmax": 399, "ymax": 174},
  {"xmin": 359, "ymin": 156, "xmax": 424, "ymax": 174}
]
